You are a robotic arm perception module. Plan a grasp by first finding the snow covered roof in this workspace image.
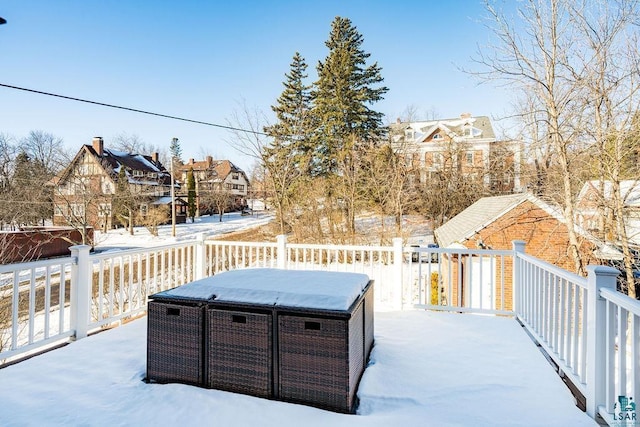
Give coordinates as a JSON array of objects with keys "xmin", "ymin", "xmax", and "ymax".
[
  {"xmin": 391, "ymin": 114, "xmax": 496, "ymax": 141},
  {"xmin": 177, "ymin": 158, "xmax": 248, "ymax": 182},
  {"xmin": 434, "ymin": 193, "xmax": 620, "ymax": 259},
  {"xmin": 578, "ymin": 180, "xmax": 640, "ymax": 207},
  {"xmin": 435, "ymin": 193, "xmax": 536, "ymax": 248}
]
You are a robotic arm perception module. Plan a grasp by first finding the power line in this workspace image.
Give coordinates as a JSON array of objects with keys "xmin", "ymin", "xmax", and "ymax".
[{"xmin": 0, "ymin": 83, "xmax": 270, "ymax": 137}]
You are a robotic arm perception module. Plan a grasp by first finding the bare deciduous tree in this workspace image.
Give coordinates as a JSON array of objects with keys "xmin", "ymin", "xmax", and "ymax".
[
  {"xmin": 569, "ymin": 0, "xmax": 640, "ymax": 297},
  {"xmin": 473, "ymin": 0, "xmax": 589, "ymax": 274}
]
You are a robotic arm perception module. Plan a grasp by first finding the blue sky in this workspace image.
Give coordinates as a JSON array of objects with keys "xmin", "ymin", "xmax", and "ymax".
[{"xmin": 0, "ymin": 1, "xmax": 514, "ymax": 171}]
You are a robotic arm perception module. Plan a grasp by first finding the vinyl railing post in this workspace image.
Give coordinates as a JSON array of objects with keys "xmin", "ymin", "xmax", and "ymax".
[
  {"xmin": 392, "ymin": 237, "xmax": 404, "ymax": 310},
  {"xmin": 512, "ymin": 240, "xmax": 526, "ymax": 315},
  {"xmin": 585, "ymin": 265, "xmax": 619, "ymax": 418},
  {"xmin": 70, "ymin": 245, "xmax": 92, "ymax": 340},
  {"xmin": 194, "ymin": 233, "xmax": 207, "ymax": 280},
  {"xmin": 277, "ymin": 234, "xmax": 288, "ymax": 270}
]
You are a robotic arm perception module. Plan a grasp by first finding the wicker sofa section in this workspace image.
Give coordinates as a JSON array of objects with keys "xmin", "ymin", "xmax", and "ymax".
[
  {"xmin": 277, "ymin": 304, "xmax": 365, "ymax": 412},
  {"xmin": 207, "ymin": 308, "xmax": 273, "ymax": 398},
  {"xmin": 146, "ymin": 301, "xmax": 206, "ymax": 387}
]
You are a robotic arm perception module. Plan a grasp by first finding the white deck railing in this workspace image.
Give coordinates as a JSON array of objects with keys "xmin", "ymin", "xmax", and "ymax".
[{"xmin": 0, "ymin": 235, "xmax": 638, "ymax": 425}]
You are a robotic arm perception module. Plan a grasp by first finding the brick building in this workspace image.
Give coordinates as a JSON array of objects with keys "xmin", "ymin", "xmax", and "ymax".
[
  {"xmin": 175, "ymin": 157, "xmax": 250, "ymax": 215},
  {"xmin": 51, "ymin": 137, "xmax": 187, "ymax": 232},
  {"xmin": 434, "ymin": 193, "xmax": 619, "ymax": 310},
  {"xmin": 389, "ymin": 113, "xmax": 523, "ymax": 193},
  {"xmin": 575, "ymin": 179, "xmax": 640, "ymax": 247}
]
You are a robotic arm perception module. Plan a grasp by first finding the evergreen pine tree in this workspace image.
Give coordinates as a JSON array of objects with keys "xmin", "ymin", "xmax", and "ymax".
[
  {"xmin": 11, "ymin": 152, "xmax": 37, "ymax": 225},
  {"xmin": 312, "ymin": 16, "xmax": 389, "ymax": 175},
  {"xmin": 187, "ymin": 167, "xmax": 196, "ymax": 222},
  {"xmin": 169, "ymin": 138, "xmax": 183, "ymax": 165},
  {"xmin": 312, "ymin": 16, "xmax": 389, "ymax": 235},
  {"xmin": 264, "ymin": 52, "xmax": 313, "ymax": 175},
  {"xmin": 263, "ymin": 52, "xmax": 313, "ymax": 234}
]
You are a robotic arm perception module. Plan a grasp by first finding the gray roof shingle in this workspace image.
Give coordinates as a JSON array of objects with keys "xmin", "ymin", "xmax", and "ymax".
[{"xmin": 434, "ymin": 193, "xmax": 530, "ymax": 247}]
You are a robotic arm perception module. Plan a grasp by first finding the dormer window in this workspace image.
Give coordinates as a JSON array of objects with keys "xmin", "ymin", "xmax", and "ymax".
[
  {"xmin": 405, "ymin": 129, "xmax": 414, "ymax": 140},
  {"xmin": 132, "ymin": 170, "xmax": 143, "ymax": 177}
]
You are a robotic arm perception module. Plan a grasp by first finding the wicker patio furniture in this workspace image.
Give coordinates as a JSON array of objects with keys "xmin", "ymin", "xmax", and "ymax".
[{"xmin": 146, "ymin": 268, "xmax": 374, "ymax": 413}]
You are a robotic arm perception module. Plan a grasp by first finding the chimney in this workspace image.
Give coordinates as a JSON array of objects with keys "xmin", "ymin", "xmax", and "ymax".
[
  {"xmin": 396, "ymin": 118, "xmax": 401, "ymax": 124},
  {"xmin": 152, "ymin": 152, "xmax": 159, "ymax": 163},
  {"xmin": 206, "ymin": 155, "xmax": 213, "ymax": 166},
  {"xmin": 189, "ymin": 158, "xmax": 195, "ymax": 165},
  {"xmin": 92, "ymin": 137, "xmax": 104, "ymax": 156},
  {"xmin": 460, "ymin": 112, "xmax": 472, "ymax": 119}
]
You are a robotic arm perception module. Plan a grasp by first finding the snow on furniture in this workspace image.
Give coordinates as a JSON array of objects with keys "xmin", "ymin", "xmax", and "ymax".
[{"xmin": 146, "ymin": 268, "xmax": 374, "ymax": 413}]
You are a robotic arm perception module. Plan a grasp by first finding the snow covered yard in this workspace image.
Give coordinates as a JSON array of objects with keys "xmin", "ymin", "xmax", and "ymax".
[{"xmin": 0, "ymin": 310, "xmax": 595, "ymax": 426}]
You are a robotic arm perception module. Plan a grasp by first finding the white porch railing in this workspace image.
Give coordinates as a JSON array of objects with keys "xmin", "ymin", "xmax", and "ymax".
[{"xmin": 0, "ymin": 235, "xmax": 638, "ymax": 425}]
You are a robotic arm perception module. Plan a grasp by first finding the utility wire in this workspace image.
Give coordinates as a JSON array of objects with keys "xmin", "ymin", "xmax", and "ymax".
[{"xmin": 0, "ymin": 83, "xmax": 270, "ymax": 137}]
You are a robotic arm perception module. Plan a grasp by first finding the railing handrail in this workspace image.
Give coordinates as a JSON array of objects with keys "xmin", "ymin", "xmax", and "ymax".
[
  {"xmin": 205, "ymin": 240, "xmax": 277, "ymax": 248},
  {"xmin": 410, "ymin": 247, "xmax": 513, "ymax": 256},
  {"xmin": 516, "ymin": 251, "xmax": 587, "ymax": 286},
  {"xmin": 600, "ymin": 286, "xmax": 640, "ymax": 315},
  {"xmin": 90, "ymin": 240, "xmax": 200, "ymax": 261},
  {"xmin": 289, "ymin": 242, "xmax": 391, "ymax": 251},
  {"xmin": 0, "ymin": 255, "xmax": 73, "ymax": 274},
  {"xmin": 2, "ymin": 235, "xmax": 637, "ymax": 427}
]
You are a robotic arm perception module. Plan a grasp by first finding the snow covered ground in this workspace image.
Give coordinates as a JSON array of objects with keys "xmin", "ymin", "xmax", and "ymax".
[
  {"xmin": 0, "ymin": 310, "xmax": 595, "ymax": 426},
  {"xmin": 0, "ymin": 212, "xmax": 596, "ymax": 425},
  {"xmin": 94, "ymin": 210, "xmax": 274, "ymax": 250}
]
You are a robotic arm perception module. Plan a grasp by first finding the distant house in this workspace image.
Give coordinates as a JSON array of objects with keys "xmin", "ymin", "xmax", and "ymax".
[
  {"xmin": 575, "ymin": 180, "xmax": 640, "ymax": 248},
  {"xmin": 176, "ymin": 157, "xmax": 250, "ymax": 214},
  {"xmin": 434, "ymin": 193, "xmax": 619, "ymax": 310},
  {"xmin": 389, "ymin": 113, "xmax": 523, "ymax": 193},
  {"xmin": 51, "ymin": 137, "xmax": 186, "ymax": 231}
]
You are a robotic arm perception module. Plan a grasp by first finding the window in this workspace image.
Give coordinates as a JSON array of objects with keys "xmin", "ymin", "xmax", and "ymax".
[
  {"xmin": 432, "ymin": 133, "xmax": 442, "ymax": 140},
  {"xmin": 71, "ymin": 204, "xmax": 85, "ymax": 217},
  {"xmin": 54, "ymin": 205, "xmax": 67, "ymax": 216},
  {"xmin": 232, "ymin": 173, "xmax": 239, "ymax": 180},
  {"xmin": 77, "ymin": 164, "xmax": 89, "ymax": 175},
  {"xmin": 140, "ymin": 203, "xmax": 148, "ymax": 217},
  {"xmin": 98, "ymin": 203, "xmax": 111, "ymax": 217},
  {"xmin": 405, "ymin": 129, "xmax": 414, "ymax": 140},
  {"xmin": 466, "ymin": 152, "xmax": 474, "ymax": 165},
  {"xmin": 132, "ymin": 170, "xmax": 143, "ymax": 177},
  {"xmin": 101, "ymin": 177, "xmax": 113, "ymax": 194},
  {"xmin": 147, "ymin": 172, "xmax": 157, "ymax": 179},
  {"xmin": 433, "ymin": 152, "xmax": 443, "ymax": 166}
]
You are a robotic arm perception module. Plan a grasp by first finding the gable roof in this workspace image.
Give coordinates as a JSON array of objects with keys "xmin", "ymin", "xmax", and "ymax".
[
  {"xmin": 56, "ymin": 143, "xmax": 171, "ymax": 187},
  {"xmin": 434, "ymin": 192, "xmax": 622, "ymax": 259},
  {"xmin": 577, "ymin": 180, "xmax": 640, "ymax": 207},
  {"xmin": 178, "ymin": 158, "xmax": 248, "ymax": 183},
  {"xmin": 415, "ymin": 123, "xmax": 455, "ymax": 143},
  {"xmin": 391, "ymin": 114, "xmax": 496, "ymax": 142},
  {"xmin": 435, "ymin": 193, "xmax": 532, "ymax": 248}
]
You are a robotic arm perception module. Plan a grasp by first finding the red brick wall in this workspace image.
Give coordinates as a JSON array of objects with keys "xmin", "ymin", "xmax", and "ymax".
[
  {"xmin": 466, "ymin": 200, "xmax": 597, "ymax": 269},
  {"xmin": 441, "ymin": 200, "xmax": 599, "ymax": 311}
]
